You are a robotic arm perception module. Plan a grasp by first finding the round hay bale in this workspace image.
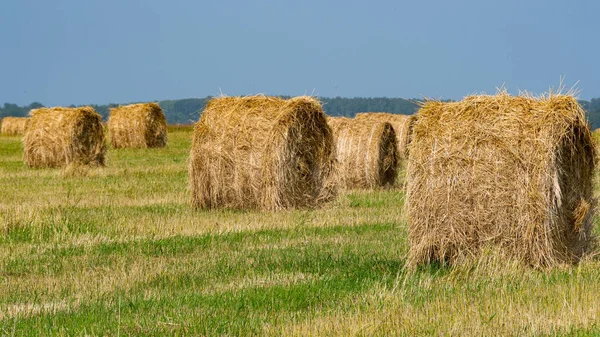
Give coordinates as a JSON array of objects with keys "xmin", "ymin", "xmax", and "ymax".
[
  {"xmin": 23, "ymin": 107, "xmax": 106, "ymax": 168},
  {"xmin": 189, "ymin": 95, "xmax": 336, "ymax": 210},
  {"xmin": 406, "ymin": 93, "xmax": 596, "ymax": 268},
  {"xmin": 108, "ymin": 103, "xmax": 167, "ymax": 148},
  {"xmin": 327, "ymin": 117, "xmax": 398, "ymax": 189},
  {"xmin": 592, "ymin": 128, "xmax": 600, "ymax": 145},
  {"xmin": 354, "ymin": 112, "xmax": 416, "ymax": 159},
  {"xmin": 1, "ymin": 117, "xmax": 29, "ymax": 136}
]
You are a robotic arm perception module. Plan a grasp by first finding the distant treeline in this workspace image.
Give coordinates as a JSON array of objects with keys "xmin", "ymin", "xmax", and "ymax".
[{"xmin": 3, "ymin": 97, "xmax": 600, "ymax": 128}]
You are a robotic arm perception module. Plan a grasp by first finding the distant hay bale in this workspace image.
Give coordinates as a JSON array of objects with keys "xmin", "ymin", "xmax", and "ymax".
[
  {"xmin": 354, "ymin": 112, "xmax": 416, "ymax": 158},
  {"xmin": 1, "ymin": 117, "xmax": 29, "ymax": 135},
  {"xmin": 593, "ymin": 128, "xmax": 600, "ymax": 145},
  {"xmin": 406, "ymin": 93, "xmax": 596, "ymax": 268},
  {"xmin": 108, "ymin": 103, "xmax": 167, "ymax": 148},
  {"xmin": 23, "ymin": 107, "xmax": 106, "ymax": 168},
  {"xmin": 327, "ymin": 117, "xmax": 398, "ymax": 189},
  {"xmin": 189, "ymin": 95, "xmax": 336, "ymax": 210}
]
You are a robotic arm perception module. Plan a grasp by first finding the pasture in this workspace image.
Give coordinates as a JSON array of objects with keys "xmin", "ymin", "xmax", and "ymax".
[{"xmin": 1, "ymin": 126, "xmax": 600, "ymax": 336}]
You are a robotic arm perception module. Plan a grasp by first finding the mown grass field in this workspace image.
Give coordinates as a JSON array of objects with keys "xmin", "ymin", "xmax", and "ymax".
[{"xmin": 1, "ymin": 126, "xmax": 600, "ymax": 336}]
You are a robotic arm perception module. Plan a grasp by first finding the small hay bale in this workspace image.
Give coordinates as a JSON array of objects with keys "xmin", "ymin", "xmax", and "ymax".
[
  {"xmin": 406, "ymin": 93, "xmax": 596, "ymax": 268},
  {"xmin": 327, "ymin": 117, "xmax": 398, "ymax": 189},
  {"xmin": 108, "ymin": 103, "xmax": 167, "ymax": 148},
  {"xmin": 593, "ymin": 128, "xmax": 600, "ymax": 145},
  {"xmin": 1, "ymin": 117, "xmax": 29, "ymax": 135},
  {"xmin": 23, "ymin": 107, "xmax": 106, "ymax": 168},
  {"xmin": 354, "ymin": 112, "xmax": 416, "ymax": 158},
  {"xmin": 189, "ymin": 95, "xmax": 336, "ymax": 210}
]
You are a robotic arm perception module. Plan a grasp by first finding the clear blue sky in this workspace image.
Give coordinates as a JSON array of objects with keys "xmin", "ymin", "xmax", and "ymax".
[{"xmin": 1, "ymin": 0, "xmax": 598, "ymax": 106}]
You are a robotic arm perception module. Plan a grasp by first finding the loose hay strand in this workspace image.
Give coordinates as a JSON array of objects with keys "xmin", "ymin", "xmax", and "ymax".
[
  {"xmin": 406, "ymin": 92, "xmax": 596, "ymax": 268},
  {"xmin": 108, "ymin": 103, "xmax": 167, "ymax": 148},
  {"xmin": 189, "ymin": 95, "xmax": 336, "ymax": 211}
]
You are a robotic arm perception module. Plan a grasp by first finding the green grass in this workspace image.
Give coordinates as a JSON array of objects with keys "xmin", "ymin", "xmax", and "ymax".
[{"xmin": 1, "ymin": 129, "xmax": 600, "ymax": 336}]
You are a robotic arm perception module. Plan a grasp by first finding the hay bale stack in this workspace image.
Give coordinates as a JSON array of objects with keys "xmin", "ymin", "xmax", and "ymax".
[
  {"xmin": 23, "ymin": 107, "xmax": 105, "ymax": 168},
  {"xmin": 355, "ymin": 112, "xmax": 416, "ymax": 158},
  {"xmin": 108, "ymin": 103, "xmax": 167, "ymax": 148},
  {"xmin": 406, "ymin": 93, "xmax": 596, "ymax": 268},
  {"xmin": 189, "ymin": 95, "xmax": 336, "ymax": 210},
  {"xmin": 327, "ymin": 117, "xmax": 398, "ymax": 189},
  {"xmin": 1, "ymin": 117, "xmax": 29, "ymax": 135}
]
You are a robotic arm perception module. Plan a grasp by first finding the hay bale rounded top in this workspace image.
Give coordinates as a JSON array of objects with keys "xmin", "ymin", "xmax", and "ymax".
[
  {"xmin": 354, "ymin": 112, "xmax": 416, "ymax": 158},
  {"xmin": 189, "ymin": 95, "xmax": 336, "ymax": 210},
  {"xmin": 327, "ymin": 117, "xmax": 398, "ymax": 189},
  {"xmin": 23, "ymin": 107, "xmax": 105, "ymax": 168},
  {"xmin": 406, "ymin": 93, "xmax": 596, "ymax": 268},
  {"xmin": 108, "ymin": 102, "xmax": 167, "ymax": 148},
  {"xmin": 1, "ymin": 117, "xmax": 29, "ymax": 136}
]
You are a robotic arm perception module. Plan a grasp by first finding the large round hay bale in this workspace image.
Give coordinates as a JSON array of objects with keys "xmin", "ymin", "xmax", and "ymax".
[
  {"xmin": 406, "ymin": 93, "xmax": 596, "ymax": 268},
  {"xmin": 1, "ymin": 117, "xmax": 29, "ymax": 136},
  {"xmin": 189, "ymin": 95, "xmax": 336, "ymax": 210},
  {"xmin": 23, "ymin": 107, "xmax": 106, "ymax": 168},
  {"xmin": 327, "ymin": 117, "xmax": 398, "ymax": 189},
  {"xmin": 354, "ymin": 112, "xmax": 416, "ymax": 158},
  {"xmin": 108, "ymin": 103, "xmax": 167, "ymax": 148}
]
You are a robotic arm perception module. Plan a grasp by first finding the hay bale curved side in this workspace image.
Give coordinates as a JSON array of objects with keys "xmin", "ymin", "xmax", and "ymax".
[
  {"xmin": 1, "ymin": 117, "xmax": 29, "ymax": 136},
  {"xmin": 108, "ymin": 103, "xmax": 167, "ymax": 148},
  {"xmin": 406, "ymin": 94, "xmax": 596, "ymax": 268},
  {"xmin": 355, "ymin": 112, "xmax": 416, "ymax": 158},
  {"xmin": 23, "ymin": 107, "xmax": 106, "ymax": 168},
  {"xmin": 189, "ymin": 96, "xmax": 336, "ymax": 210},
  {"xmin": 327, "ymin": 117, "xmax": 398, "ymax": 189}
]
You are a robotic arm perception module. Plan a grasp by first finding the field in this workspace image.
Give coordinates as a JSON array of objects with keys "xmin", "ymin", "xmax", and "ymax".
[{"xmin": 1, "ymin": 126, "xmax": 600, "ymax": 336}]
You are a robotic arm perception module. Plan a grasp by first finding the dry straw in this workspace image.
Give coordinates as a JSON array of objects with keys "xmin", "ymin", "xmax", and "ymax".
[
  {"xmin": 593, "ymin": 128, "xmax": 600, "ymax": 144},
  {"xmin": 354, "ymin": 112, "xmax": 416, "ymax": 159},
  {"xmin": 1, "ymin": 117, "xmax": 29, "ymax": 135},
  {"xmin": 327, "ymin": 117, "xmax": 398, "ymax": 189},
  {"xmin": 189, "ymin": 95, "xmax": 336, "ymax": 210},
  {"xmin": 406, "ymin": 92, "xmax": 596, "ymax": 268},
  {"xmin": 108, "ymin": 103, "xmax": 167, "ymax": 148},
  {"xmin": 23, "ymin": 107, "xmax": 106, "ymax": 168}
]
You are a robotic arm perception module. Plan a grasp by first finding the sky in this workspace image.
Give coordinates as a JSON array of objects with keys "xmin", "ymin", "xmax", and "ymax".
[{"xmin": 0, "ymin": 0, "xmax": 598, "ymax": 106}]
